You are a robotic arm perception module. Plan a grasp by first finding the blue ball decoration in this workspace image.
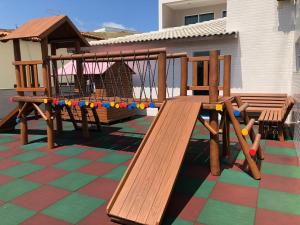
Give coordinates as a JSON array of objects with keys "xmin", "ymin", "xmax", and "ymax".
[
  {"xmin": 149, "ymin": 102, "xmax": 155, "ymax": 108},
  {"xmin": 59, "ymin": 100, "xmax": 65, "ymax": 106},
  {"xmin": 233, "ymin": 110, "xmax": 241, "ymax": 117},
  {"xmin": 131, "ymin": 102, "xmax": 137, "ymax": 108},
  {"xmin": 105, "ymin": 103, "xmax": 110, "ymax": 109}
]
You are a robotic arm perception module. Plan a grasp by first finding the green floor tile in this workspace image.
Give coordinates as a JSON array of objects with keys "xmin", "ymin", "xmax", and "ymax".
[
  {"xmin": 12, "ymin": 151, "xmax": 46, "ymax": 162},
  {"xmin": 198, "ymin": 199, "xmax": 255, "ymax": 225},
  {"xmin": 0, "ymin": 203, "xmax": 35, "ymax": 225},
  {"xmin": 28, "ymin": 134, "xmax": 47, "ymax": 142},
  {"xmin": 102, "ymin": 165, "xmax": 127, "ymax": 180},
  {"xmin": 265, "ymin": 146, "xmax": 297, "ymax": 157},
  {"xmin": 0, "ymin": 145, "xmax": 9, "ymax": 151},
  {"xmin": 262, "ymin": 162, "xmax": 300, "ymax": 178},
  {"xmin": 43, "ymin": 192, "xmax": 104, "ymax": 224},
  {"xmin": 219, "ymin": 169, "xmax": 259, "ymax": 187},
  {"xmin": 21, "ymin": 142, "xmax": 47, "ymax": 150},
  {"xmin": 98, "ymin": 153, "xmax": 132, "ymax": 164},
  {"xmin": 50, "ymin": 172, "xmax": 96, "ymax": 191},
  {"xmin": 0, "ymin": 163, "xmax": 44, "ymax": 178},
  {"xmin": 258, "ymin": 189, "xmax": 300, "ymax": 215},
  {"xmin": 0, "ymin": 179, "xmax": 40, "ymax": 201},
  {"xmin": 194, "ymin": 180, "xmax": 216, "ymax": 198},
  {"xmin": 0, "ymin": 137, "xmax": 14, "ymax": 144},
  {"xmin": 54, "ymin": 158, "xmax": 91, "ymax": 171},
  {"xmin": 55, "ymin": 147, "xmax": 86, "ymax": 157}
]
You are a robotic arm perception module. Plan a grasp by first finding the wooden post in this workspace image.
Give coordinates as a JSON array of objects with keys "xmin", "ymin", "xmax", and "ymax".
[
  {"xmin": 81, "ymin": 107, "xmax": 89, "ymax": 138},
  {"xmin": 41, "ymin": 38, "xmax": 54, "ymax": 149},
  {"xmin": 75, "ymin": 41, "xmax": 89, "ymax": 138},
  {"xmin": 51, "ymin": 44, "xmax": 63, "ymax": 133},
  {"xmin": 222, "ymin": 112, "xmax": 230, "ymax": 158},
  {"xmin": 158, "ymin": 51, "xmax": 166, "ymax": 102},
  {"xmin": 223, "ymin": 55, "xmax": 231, "ymax": 97},
  {"xmin": 75, "ymin": 41, "xmax": 85, "ymax": 95},
  {"xmin": 180, "ymin": 56, "xmax": 188, "ymax": 96},
  {"xmin": 13, "ymin": 39, "xmax": 28, "ymax": 145},
  {"xmin": 209, "ymin": 50, "xmax": 220, "ymax": 176}
]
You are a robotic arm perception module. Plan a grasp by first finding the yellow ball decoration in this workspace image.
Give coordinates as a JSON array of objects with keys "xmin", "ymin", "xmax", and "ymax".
[
  {"xmin": 215, "ymin": 104, "xmax": 223, "ymax": 111},
  {"xmin": 90, "ymin": 103, "xmax": 94, "ymax": 108},
  {"xmin": 85, "ymin": 101, "xmax": 89, "ymax": 106},
  {"xmin": 115, "ymin": 103, "xmax": 120, "ymax": 109},
  {"xmin": 241, "ymin": 128, "xmax": 249, "ymax": 136},
  {"xmin": 65, "ymin": 100, "xmax": 68, "ymax": 105},
  {"xmin": 110, "ymin": 102, "xmax": 115, "ymax": 107},
  {"xmin": 140, "ymin": 103, "xmax": 145, "ymax": 110},
  {"xmin": 67, "ymin": 101, "xmax": 72, "ymax": 107},
  {"xmin": 43, "ymin": 99, "xmax": 48, "ymax": 104},
  {"xmin": 136, "ymin": 103, "xmax": 140, "ymax": 109}
]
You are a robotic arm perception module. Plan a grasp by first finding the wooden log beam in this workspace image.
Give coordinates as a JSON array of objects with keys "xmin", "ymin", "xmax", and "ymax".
[
  {"xmin": 158, "ymin": 52, "xmax": 166, "ymax": 102},
  {"xmin": 209, "ymin": 50, "xmax": 220, "ymax": 176},
  {"xmin": 180, "ymin": 56, "xmax": 188, "ymax": 96},
  {"xmin": 249, "ymin": 134, "xmax": 261, "ymax": 157},
  {"xmin": 32, "ymin": 103, "xmax": 48, "ymax": 121},
  {"xmin": 198, "ymin": 116, "xmax": 218, "ymax": 135},
  {"xmin": 242, "ymin": 119, "xmax": 255, "ymax": 136}
]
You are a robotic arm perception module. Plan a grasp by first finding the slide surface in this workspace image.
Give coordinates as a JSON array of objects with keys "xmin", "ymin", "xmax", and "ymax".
[{"xmin": 107, "ymin": 97, "xmax": 202, "ymax": 225}]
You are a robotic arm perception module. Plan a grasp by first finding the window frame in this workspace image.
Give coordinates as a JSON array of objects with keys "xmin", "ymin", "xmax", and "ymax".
[
  {"xmin": 222, "ymin": 10, "xmax": 227, "ymax": 18},
  {"xmin": 184, "ymin": 14, "xmax": 199, "ymax": 26},
  {"xmin": 198, "ymin": 12, "xmax": 215, "ymax": 23}
]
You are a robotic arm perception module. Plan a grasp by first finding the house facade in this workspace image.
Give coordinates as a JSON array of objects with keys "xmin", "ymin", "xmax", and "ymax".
[{"xmin": 90, "ymin": 0, "xmax": 300, "ymax": 95}]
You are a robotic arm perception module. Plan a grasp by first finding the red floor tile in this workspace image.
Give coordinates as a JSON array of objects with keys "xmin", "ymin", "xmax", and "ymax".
[
  {"xmin": 76, "ymin": 150, "xmax": 106, "ymax": 161},
  {"xmin": 0, "ymin": 158, "xmax": 21, "ymax": 170},
  {"xmin": 0, "ymin": 148, "xmax": 24, "ymax": 158},
  {"xmin": 79, "ymin": 178, "xmax": 118, "ymax": 200},
  {"xmin": 77, "ymin": 161, "xmax": 117, "ymax": 176},
  {"xmin": 3, "ymin": 140, "xmax": 22, "ymax": 148},
  {"xmin": 0, "ymin": 174, "xmax": 13, "ymax": 185},
  {"xmin": 166, "ymin": 196, "xmax": 206, "ymax": 221},
  {"xmin": 13, "ymin": 185, "xmax": 69, "ymax": 211},
  {"xmin": 255, "ymin": 208, "xmax": 300, "ymax": 225},
  {"xmin": 21, "ymin": 214, "xmax": 72, "ymax": 225},
  {"xmin": 78, "ymin": 204, "xmax": 115, "ymax": 225},
  {"xmin": 266, "ymin": 140, "xmax": 295, "ymax": 149},
  {"xmin": 24, "ymin": 167, "xmax": 69, "ymax": 184},
  {"xmin": 31, "ymin": 154, "xmax": 67, "ymax": 166},
  {"xmin": 260, "ymin": 174, "xmax": 300, "ymax": 195},
  {"xmin": 210, "ymin": 182, "xmax": 258, "ymax": 208},
  {"xmin": 264, "ymin": 153, "xmax": 299, "ymax": 166}
]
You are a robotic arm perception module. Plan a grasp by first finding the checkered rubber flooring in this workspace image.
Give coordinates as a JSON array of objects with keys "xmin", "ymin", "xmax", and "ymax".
[{"xmin": 0, "ymin": 116, "xmax": 299, "ymax": 225}]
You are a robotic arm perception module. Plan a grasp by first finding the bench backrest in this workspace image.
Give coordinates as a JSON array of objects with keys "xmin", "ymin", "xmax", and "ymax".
[{"xmin": 232, "ymin": 93, "xmax": 288, "ymax": 113}]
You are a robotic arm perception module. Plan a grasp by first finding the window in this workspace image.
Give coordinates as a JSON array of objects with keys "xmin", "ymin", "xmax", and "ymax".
[
  {"xmin": 222, "ymin": 11, "xmax": 227, "ymax": 17},
  {"xmin": 199, "ymin": 13, "xmax": 214, "ymax": 22},
  {"xmin": 296, "ymin": 43, "xmax": 300, "ymax": 71},
  {"xmin": 185, "ymin": 15, "xmax": 198, "ymax": 25}
]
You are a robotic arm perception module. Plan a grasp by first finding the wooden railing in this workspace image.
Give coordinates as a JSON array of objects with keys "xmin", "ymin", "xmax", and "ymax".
[
  {"xmin": 13, "ymin": 60, "xmax": 46, "ymax": 93},
  {"xmin": 180, "ymin": 51, "xmax": 231, "ymax": 100}
]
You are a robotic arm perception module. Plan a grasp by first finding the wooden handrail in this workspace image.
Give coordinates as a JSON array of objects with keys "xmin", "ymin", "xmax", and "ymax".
[{"xmin": 13, "ymin": 60, "xmax": 43, "ymax": 65}]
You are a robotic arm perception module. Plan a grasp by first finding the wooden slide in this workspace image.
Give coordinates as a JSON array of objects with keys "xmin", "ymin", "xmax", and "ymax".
[
  {"xmin": 107, "ymin": 97, "xmax": 202, "ymax": 225},
  {"xmin": 0, "ymin": 104, "xmax": 38, "ymax": 131}
]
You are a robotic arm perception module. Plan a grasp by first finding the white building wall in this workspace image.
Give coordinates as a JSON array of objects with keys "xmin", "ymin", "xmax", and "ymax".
[{"xmin": 226, "ymin": 0, "xmax": 296, "ymax": 94}]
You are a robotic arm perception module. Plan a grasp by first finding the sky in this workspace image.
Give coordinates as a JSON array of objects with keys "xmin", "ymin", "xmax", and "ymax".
[{"xmin": 0, "ymin": 0, "xmax": 158, "ymax": 32}]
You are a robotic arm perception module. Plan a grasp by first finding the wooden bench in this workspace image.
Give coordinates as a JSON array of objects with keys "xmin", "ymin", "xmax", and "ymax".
[
  {"xmin": 232, "ymin": 93, "xmax": 288, "ymax": 114},
  {"xmin": 258, "ymin": 97, "xmax": 295, "ymax": 141}
]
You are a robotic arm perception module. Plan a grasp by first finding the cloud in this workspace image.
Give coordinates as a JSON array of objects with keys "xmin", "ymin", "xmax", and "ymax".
[{"xmin": 101, "ymin": 22, "xmax": 136, "ymax": 31}]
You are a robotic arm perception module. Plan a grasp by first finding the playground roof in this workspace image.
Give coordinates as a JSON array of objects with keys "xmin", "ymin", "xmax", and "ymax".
[
  {"xmin": 1, "ymin": 15, "xmax": 89, "ymax": 48},
  {"xmin": 90, "ymin": 18, "xmax": 237, "ymax": 46}
]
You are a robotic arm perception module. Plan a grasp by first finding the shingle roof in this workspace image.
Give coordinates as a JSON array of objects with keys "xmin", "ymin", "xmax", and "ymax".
[{"xmin": 90, "ymin": 18, "xmax": 236, "ymax": 46}]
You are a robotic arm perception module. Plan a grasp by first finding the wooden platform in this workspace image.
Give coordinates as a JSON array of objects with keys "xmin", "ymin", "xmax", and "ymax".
[{"xmin": 107, "ymin": 97, "xmax": 202, "ymax": 225}]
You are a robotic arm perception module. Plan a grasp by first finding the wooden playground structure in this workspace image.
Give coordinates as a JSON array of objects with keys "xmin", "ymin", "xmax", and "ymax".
[{"xmin": 0, "ymin": 16, "xmax": 269, "ymax": 225}]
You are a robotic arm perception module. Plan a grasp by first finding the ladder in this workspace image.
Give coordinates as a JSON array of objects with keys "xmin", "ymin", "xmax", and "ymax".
[{"xmin": 225, "ymin": 96, "xmax": 264, "ymax": 180}]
